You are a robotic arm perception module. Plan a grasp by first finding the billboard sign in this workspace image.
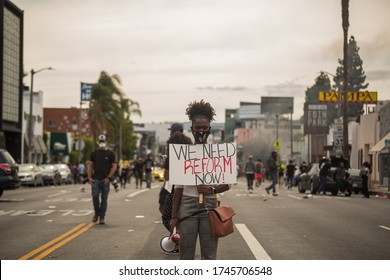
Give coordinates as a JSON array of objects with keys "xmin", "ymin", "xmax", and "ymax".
[{"xmin": 261, "ymin": 97, "xmax": 294, "ymax": 115}]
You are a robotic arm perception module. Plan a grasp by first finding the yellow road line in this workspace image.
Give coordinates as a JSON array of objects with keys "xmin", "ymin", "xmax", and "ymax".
[{"xmin": 18, "ymin": 223, "xmax": 94, "ymax": 260}]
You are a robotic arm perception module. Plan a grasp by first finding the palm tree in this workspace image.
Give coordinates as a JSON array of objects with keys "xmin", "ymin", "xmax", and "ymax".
[{"xmin": 89, "ymin": 71, "xmax": 141, "ymax": 155}]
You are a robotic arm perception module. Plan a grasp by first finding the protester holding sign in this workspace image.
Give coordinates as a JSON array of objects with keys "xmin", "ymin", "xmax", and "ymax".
[{"xmin": 169, "ymin": 99, "xmax": 232, "ymax": 260}]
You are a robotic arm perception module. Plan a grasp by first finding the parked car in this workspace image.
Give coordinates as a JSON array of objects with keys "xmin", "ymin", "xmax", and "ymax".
[
  {"xmin": 298, "ymin": 161, "xmax": 353, "ymax": 196},
  {"xmin": 348, "ymin": 168, "xmax": 363, "ymax": 194},
  {"xmin": 298, "ymin": 163, "xmax": 338, "ymax": 195},
  {"xmin": 39, "ymin": 164, "xmax": 62, "ymax": 186},
  {"xmin": 56, "ymin": 164, "xmax": 72, "ymax": 185},
  {"xmin": 0, "ymin": 149, "xmax": 21, "ymax": 198},
  {"xmin": 18, "ymin": 164, "xmax": 44, "ymax": 187}
]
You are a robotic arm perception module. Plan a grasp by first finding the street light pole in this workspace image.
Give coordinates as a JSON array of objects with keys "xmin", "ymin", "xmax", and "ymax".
[
  {"xmin": 28, "ymin": 67, "xmax": 54, "ymax": 163},
  {"xmin": 321, "ymin": 71, "xmax": 341, "ymax": 119}
]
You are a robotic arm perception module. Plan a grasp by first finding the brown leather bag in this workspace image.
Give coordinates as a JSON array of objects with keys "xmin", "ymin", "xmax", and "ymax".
[{"xmin": 208, "ymin": 205, "xmax": 236, "ymax": 238}]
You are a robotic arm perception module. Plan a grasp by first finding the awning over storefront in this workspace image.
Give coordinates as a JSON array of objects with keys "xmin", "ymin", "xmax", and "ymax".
[
  {"xmin": 369, "ymin": 132, "xmax": 390, "ymax": 154},
  {"xmin": 32, "ymin": 137, "xmax": 42, "ymax": 153},
  {"xmin": 37, "ymin": 135, "xmax": 47, "ymax": 153},
  {"xmin": 24, "ymin": 135, "xmax": 47, "ymax": 154}
]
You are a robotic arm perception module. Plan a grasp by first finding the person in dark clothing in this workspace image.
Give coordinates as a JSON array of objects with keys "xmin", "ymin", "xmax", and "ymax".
[
  {"xmin": 245, "ymin": 155, "xmax": 255, "ymax": 193},
  {"xmin": 286, "ymin": 160, "xmax": 296, "ymax": 190},
  {"xmin": 133, "ymin": 156, "xmax": 144, "ymax": 188},
  {"xmin": 317, "ymin": 157, "xmax": 331, "ymax": 195},
  {"xmin": 144, "ymin": 154, "xmax": 154, "ymax": 188},
  {"xmin": 265, "ymin": 151, "xmax": 278, "ymax": 196},
  {"xmin": 159, "ymin": 122, "xmax": 185, "ymax": 214},
  {"xmin": 360, "ymin": 161, "xmax": 371, "ymax": 198},
  {"xmin": 87, "ymin": 134, "xmax": 117, "ymax": 225},
  {"xmin": 334, "ymin": 162, "xmax": 351, "ymax": 196}
]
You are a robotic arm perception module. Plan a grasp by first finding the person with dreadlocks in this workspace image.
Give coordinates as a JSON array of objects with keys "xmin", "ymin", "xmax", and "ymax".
[{"xmin": 169, "ymin": 99, "xmax": 231, "ymax": 260}]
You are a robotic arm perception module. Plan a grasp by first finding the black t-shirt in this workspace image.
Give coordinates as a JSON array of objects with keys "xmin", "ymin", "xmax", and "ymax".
[
  {"xmin": 89, "ymin": 149, "xmax": 116, "ymax": 180},
  {"xmin": 286, "ymin": 164, "xmax": 296, "ymax": 177},
  {"xmin": 144, "ymin": 158, "xmax": 154, "ymax": 172}
]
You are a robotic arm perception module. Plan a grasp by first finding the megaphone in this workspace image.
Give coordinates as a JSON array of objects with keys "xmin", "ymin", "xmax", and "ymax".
[{"xmin": 160, "ymin": 227, "xmax": 180, "ymax": 253}]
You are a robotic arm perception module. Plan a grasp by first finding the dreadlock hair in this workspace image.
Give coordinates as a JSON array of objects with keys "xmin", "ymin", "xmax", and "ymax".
[{"xmin": 185, "ymin": 99, "xmax": 216, "ymax": 121}]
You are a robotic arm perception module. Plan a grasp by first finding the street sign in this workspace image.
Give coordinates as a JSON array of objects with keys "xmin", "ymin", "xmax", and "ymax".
[
  {"xmin": 74, "ymin": 139, "xmax": 85, "ymax": 151},
  {"xmin": 80, "ymin": 82, "xmax": 94, "ymax": 102}
]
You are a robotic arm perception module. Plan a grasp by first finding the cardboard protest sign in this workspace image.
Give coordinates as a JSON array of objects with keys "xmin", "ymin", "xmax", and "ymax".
[{"xmin": 169, "ymin": 142, "xmax": 237, "ymax": 185}]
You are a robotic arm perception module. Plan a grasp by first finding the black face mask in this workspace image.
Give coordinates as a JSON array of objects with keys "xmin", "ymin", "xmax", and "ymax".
[{"xmin": 192, "ymin": 130, "xmax": 210, "ymax": 144}]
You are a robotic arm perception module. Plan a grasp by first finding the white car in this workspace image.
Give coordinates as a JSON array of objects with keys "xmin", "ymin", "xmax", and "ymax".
[
  {"xmin": 56, "ymin": 164, "xmax": 72, "ymax": 184},
  {"xmin": 18, "ymin": 164, "xmax": 44, "ymax": 187}
]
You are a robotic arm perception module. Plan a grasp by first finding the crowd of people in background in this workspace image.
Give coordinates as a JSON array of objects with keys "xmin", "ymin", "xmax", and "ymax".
[
  {"xmin": 71, "ymin": 153, "xmax": 160, "ymax": 189},
  {"xmin": 240, "ymin": 151, "xmax": 372, "ymax": 198}
]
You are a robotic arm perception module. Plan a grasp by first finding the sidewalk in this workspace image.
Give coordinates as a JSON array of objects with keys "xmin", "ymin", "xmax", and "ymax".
[{"xmin": 369, "ymin": 183, "xmax": 390, "ymax": 198}]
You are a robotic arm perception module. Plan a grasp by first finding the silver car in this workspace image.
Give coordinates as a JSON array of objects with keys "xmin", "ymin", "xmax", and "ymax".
[
  {"xmin": 56, "ymin": 164, "xmax": 72, "ymax": 185},
  {"xmin": 18, "ymin": 164, "xmax": 44, "ymax": 187}
]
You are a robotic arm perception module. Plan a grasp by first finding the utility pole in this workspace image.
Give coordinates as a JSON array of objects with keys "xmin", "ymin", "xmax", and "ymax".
[{"xmin": 342, "ymin": 0, "xmax": 350, "ymax": 158}]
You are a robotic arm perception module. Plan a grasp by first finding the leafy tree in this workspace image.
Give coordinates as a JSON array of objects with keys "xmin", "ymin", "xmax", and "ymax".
[
  {"xmin": 305, "ymin": 71, "xmax": 332, "ymax": 104},
  {"xmin": 334, "ymin": 36, "xmax": 369, "ymax": 117}
]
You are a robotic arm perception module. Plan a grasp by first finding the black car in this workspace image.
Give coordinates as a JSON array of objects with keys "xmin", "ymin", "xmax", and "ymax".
[
  {"xmin": 298, "ymin": 161, "xmax": 353, "ymax": 196},
  {"xmin": 0, "ymin": 149, "xmax": 21, "ymax": 198},
  {"xmin": 298, "ymin": 163, "xmax": 338, "ymax": 195}
]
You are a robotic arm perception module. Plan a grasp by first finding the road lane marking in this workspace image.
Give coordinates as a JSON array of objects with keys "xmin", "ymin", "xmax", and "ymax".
[
  {"xmin": 18, "ymin": 223, "xmax": 94, "ymax": 260},
  {"xmin": 32, "ymin": 223, "xmax": 95, "ymax": 260},
  {"xmin": 288, "ymin": 195, "xmax": 302, "ymax": 200},
  {"xmin": 379, "ymin": 225, "xmax": 390, "ymax": 231},
  {"xmin": 126, "ymin": 184, "xmax": 160, "ymax": 198},
  {"xmin": 127, "ymin": 189, "xmax": 149, "ymax": 198},
  {"xmin": 235, "ymin": 223, "xmax": 272, "ymax": 260}
]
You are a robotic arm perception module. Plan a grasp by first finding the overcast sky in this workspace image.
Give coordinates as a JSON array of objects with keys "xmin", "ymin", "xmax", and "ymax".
[{"xmin": 12, "ymin": 0, "xmax": 390, "ymax": 123}]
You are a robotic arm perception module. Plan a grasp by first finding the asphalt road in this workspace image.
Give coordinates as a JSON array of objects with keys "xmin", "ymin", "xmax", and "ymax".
[{"xmin": 0, "ymin": 177, "xmax": 389, "ymax": 260}]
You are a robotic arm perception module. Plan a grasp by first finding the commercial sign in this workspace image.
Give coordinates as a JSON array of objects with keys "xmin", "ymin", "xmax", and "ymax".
[
  {"xmin": 303, "ymin": 104, "xmax": 329, "ymax": 135},
  {"xmin": 318, "ymin": 91, "xmax": 377, "ymax": 104},
  {"xmin": 80, "ymin": 82, "xmax": 94, "ymax": 102},
  {"xmin": 169, "ymin": 143, "xmax": 237, "ymax": 185},
  {"xmin": 333, "ymin": 121, "xmax": 343, "ymax": 146}
]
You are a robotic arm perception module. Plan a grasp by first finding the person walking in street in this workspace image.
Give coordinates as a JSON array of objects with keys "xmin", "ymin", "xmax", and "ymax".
[
  {"xmin": 133, "ymin": 156, "xmax": 144, "ymax": 188},
  {"xmin": 265, "ymin": 151, "xmax": 278, "ymax": 196},
  {"xmin": 169, "ymin": 99, "xmax": 231, "ymax": 260},
  {"xmin": 87, "ymin": 134, "xmax": 117, "ymax": 225},
  {"xmin": 286, "ymin": 159, "xmax": 296, "ymax": 190},
  {"xmin": 245, "ymin": 155, "xmax": 255, "ymax": 193},
  {"xmin": 78, "ymin": 161, "xmax": 86, "ymax": 184},
  {"xmin": 317, "ymin": 157, "xmax": 331, "ymax": 195},
  {"xmin": 118, "ymin": 155, "xmax": 130, "ymax": 189},
  {"xmin": 360, "ymin": 161, "xmax": 371, "ymax": 198},
  {"xmin": 144, "ymin": 153, "xmax": 154, "ymax": 188},
  {"xmin": 254, "ymin": 158, "xmax": 264, "ymax": 187}
]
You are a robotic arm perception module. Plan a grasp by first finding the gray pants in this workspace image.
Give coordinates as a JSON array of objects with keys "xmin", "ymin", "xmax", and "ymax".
[{"xmin": 178, "ymin": 195, "xmax": 218, "ymax": 260}]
